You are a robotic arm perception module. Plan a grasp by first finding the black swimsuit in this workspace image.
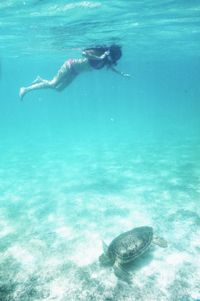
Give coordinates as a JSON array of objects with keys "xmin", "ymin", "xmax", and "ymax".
[
  {"xmin": 88, "ymin": 58, "xmax": 107, "ymax": 70},
  {"xmin": 84, "ymin": 47, "xmax": 109, "ymax": 69}
]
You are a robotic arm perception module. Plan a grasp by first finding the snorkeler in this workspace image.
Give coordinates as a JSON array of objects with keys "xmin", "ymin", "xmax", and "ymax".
[{"xmin": 19, "ymin": 45, "xmax": 130, "ymax": 101}]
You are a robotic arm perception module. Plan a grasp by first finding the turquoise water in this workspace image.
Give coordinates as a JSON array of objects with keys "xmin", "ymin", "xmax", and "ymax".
[{"xmin": 0, "ymin": 1, "xmax": 200, "ymax": 300}]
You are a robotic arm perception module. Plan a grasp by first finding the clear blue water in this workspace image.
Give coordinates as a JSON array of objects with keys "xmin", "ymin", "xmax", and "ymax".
[{"xmin": 0, "ymin": 1, "xmax": 200, "ymax": 300}]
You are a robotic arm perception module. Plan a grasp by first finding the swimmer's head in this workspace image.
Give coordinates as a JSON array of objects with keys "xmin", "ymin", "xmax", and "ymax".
[
  {"xmin": 107, "ymin": 44, "xmax": 122, "ymax": 65},
  {"xmin": 82, "ymin": 44, "xmax": 122, "ymax": 66}
]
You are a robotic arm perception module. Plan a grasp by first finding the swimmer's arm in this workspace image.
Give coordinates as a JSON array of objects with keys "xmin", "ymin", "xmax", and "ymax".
[
  {"xmin": 82, "ymin": 50, "xmax": 109, "ymax": 60},
  {"xmin": 110, "ymin": 66, "xmax": 131, "ymax": 78}
]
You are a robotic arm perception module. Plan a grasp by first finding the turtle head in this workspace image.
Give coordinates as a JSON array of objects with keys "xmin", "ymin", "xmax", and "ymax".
[{"xmin": 153, "ymin": 236, "xmax": 168, "ymax": 248}]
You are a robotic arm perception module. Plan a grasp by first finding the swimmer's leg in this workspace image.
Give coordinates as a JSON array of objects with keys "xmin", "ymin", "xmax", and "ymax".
[
  {"xmin": 19, "ymin": 62, "xmax": 77, "ymax": 101},
  {"xmin": 31, "ymin": 76, "xmax": 45, "ymax": 84},
  {"xmin": 19, "ymin": 80, "xmax": 52, "ymax": 101},
  {"xmin": 19, "ymin": 78, "xmax": 61, "ymax": 101}
]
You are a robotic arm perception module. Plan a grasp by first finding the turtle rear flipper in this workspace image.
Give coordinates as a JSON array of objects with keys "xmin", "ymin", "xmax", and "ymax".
[
  {"xmin": 113, "ymin": 261, "xmax": 132, "ymax": 284},
  {"xmin": 153, "ymin": 236, "xmax": 168, "ymax": 248}
]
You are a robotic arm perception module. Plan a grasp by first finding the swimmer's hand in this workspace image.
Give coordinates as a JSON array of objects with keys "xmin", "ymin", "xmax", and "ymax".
[
  {"xmin": 82, "ymin": 49, "xmax": 110, "ymax": 60},
  {"xmin": 102, "ymin": 50, "xmax": 110, "ymax": 58},
  {"xmin": 121, "ymin": 72, "xmax": 131, "ymax": 78}
]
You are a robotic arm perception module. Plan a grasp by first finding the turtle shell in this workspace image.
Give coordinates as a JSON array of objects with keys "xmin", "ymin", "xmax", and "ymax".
[{"xmin": 108, "ymin": 226, "xmax": 153, "ymax": 263}]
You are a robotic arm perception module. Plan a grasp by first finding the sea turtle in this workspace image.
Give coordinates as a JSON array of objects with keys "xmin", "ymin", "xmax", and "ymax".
[{"xmin": 99, "ymin": 226, "xmax": 167, "ymax": 282}]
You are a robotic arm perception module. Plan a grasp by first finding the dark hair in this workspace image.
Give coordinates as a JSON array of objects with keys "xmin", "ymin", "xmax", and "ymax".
[
  {"xmin": 108, "ymin": 44, "xmax": 122, "ymax": 66},
  {"xmin": 83, "ymin": 44, "xmax": 122, "ymax": 67}
]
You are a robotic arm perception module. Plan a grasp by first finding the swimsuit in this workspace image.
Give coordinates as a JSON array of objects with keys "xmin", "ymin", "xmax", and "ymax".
[
  {"xmin": 83, "ymin": 47, "xmax": 109, "ymax": 69},
  {"xmin": 88, "ymin": 58, "xmax": 106, "ymax": 70}
]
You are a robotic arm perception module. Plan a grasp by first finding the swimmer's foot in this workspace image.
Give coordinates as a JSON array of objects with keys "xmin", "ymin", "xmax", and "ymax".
[
  {"xmin": 19, "ymin": 87, "xmax": 26, "ymax": 101},
  {"xmin": 31, "ymin": 76, "xmax": 44, "ymax": 84}
]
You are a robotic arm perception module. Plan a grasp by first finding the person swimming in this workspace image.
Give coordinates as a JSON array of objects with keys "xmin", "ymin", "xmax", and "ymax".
[{"xmin": 19, "ymin": 44, "xmax": 130, "ymax": 101}]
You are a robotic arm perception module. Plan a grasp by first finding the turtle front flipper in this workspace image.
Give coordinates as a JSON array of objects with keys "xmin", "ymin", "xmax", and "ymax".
[
  {"xmin": 153, "ymin": 236, "xmax": 168, "ymax": 248},
  {"xmin": 99, "ymin": 241, "xmax": 112, "ymax": 266},
  {"xmin": 113, "ymin": 260, "xmax": 131, "ymax": 284},
  {"xmin": 102, "ymin": 241, "xmax": 108, "ymax": 253}
]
